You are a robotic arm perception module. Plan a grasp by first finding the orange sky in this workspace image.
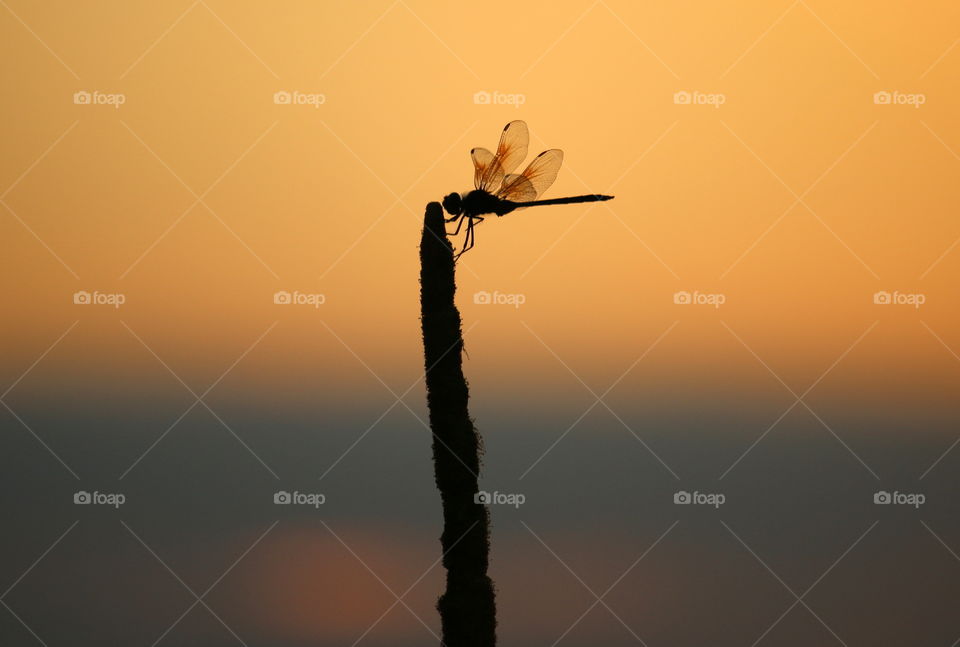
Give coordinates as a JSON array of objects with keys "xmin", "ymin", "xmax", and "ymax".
[{"xmin": 2, "ymin": 0, "xmax": 959, "ymax": 417}]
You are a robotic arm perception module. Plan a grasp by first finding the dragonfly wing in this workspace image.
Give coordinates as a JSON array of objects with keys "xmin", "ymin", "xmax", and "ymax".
[
  {"xmin": 504, "ymin": 149, "xmax": 563, "ymax": 200},
  {"xmin": 471, "ymin": 147, "xmax": 495, "ymax": 190},
  {"xmin": 477, "ymin": 121, "xmax": 529, "ymax": 192},
  {"xmin": 494, "ymin": 121, "xmax": 528, "ymax": 175},
  {"xmin": 497, "ymin": 174, "xmax": 538, "ymax": 202}
]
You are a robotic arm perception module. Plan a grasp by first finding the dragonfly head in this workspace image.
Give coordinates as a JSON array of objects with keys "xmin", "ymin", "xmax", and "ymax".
[{"xmin": 442, "ymin": 192, "xmax": 462, "ymax": 216}]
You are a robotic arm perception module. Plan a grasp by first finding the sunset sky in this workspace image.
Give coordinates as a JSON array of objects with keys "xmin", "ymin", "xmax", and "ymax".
[{"xmin": 2, "ymin": 2, "xmax": 960, "ymax": 646}]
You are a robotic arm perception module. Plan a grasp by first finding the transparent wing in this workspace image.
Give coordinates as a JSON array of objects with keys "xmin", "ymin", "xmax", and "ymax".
[
  {"xmin": 496, "ymin": 174, "xmax": 538, "ymax": 202},
  {"xmin": 476, "ymin": 121, "xmax": 529, "ymax": 192},
  {"xmin": 493, "ymin": 121, "xmax": 528, "ymax": 176},
  {"xmin": 497, "ymin": 149, "xmax": 563, "ymax": 200},
  {"xmin": 471, "ymin": 147, "xmax": 495, "ymax": 190}
]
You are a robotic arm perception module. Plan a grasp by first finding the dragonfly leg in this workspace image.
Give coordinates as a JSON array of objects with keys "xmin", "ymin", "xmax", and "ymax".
[
  {"xmin": 454, "ymin": 216, "xmax": 476, "ymax": 261},
  {"xmin": 455, "ymin": 219, "xmax": 469, "ymax": 260},
  {"xmin": 465, "ymin": 216, "xmax": 483, "ymax": 255},
  {"xmin": 448, "ymin": 214, "xmax": 467, "ymax": 236},
  {"xmin": 464, "ymin": 216, "xmax": 484, "ymax": 252},
  {"xmin": 464, "ymin": 217, "xmax": 476, "ymax": 254}
]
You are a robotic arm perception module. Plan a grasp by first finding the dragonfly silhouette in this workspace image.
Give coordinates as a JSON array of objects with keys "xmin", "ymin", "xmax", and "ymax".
[{"xmin": 442, "ymin": 121, "xmax": 613, "ymax": 258}]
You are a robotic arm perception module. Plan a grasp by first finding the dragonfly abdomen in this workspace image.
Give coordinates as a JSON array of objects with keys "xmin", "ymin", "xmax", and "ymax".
[{"xmin": 507, "ymin": 194, "xmax": 614, "ymax": 209}]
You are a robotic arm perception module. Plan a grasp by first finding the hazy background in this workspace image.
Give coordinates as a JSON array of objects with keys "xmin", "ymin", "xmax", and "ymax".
[{"xmin": 2, "ymin": 1, "xmax": 960, "ymax": 645}]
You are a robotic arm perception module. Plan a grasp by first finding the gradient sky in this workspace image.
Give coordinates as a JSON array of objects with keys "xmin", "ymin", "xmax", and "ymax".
[{"xmin": 2, "ymin": 2, "xmax": 960, "ymax": 646}]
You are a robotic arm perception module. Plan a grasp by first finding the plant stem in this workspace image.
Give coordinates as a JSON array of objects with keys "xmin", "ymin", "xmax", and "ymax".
[{"xmin": 419, "ymin": 201, "xmax": 497, "ymax": 646}]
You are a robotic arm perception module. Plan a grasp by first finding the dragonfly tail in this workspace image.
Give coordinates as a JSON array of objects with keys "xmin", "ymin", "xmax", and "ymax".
[{"xmin": 510, "ymin": 194, "xmax": 614, "ymax": 208}]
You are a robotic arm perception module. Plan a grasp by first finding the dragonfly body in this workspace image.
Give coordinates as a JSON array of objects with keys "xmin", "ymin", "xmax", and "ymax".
[
  {"xmin": 458, "ymin": 189, "xmax": 613, "ymax": 219},
  {"xmin": 443, "ymin": 121, "xmax": 614, "ymax": 258}
]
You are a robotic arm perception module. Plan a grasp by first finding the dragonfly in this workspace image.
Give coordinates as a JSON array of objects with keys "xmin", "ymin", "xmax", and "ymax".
[{"xmin": 442, "ymin": 120, "xmax": 614, "ymax": 258}]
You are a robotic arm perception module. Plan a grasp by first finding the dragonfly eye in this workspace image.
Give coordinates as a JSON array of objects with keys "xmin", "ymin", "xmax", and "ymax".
[{"xmin": 442, "ymin": 192, "xmax": 462, "ymax": 216}]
